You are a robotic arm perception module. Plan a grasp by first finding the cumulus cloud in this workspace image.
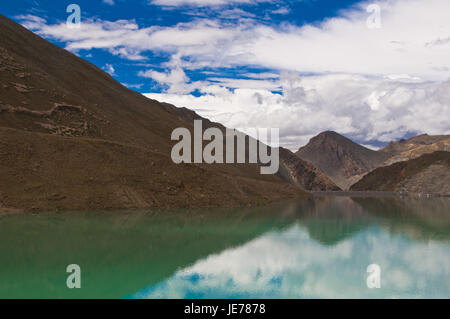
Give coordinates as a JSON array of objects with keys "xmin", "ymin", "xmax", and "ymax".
[
  {"xmin": 145, "ymin": 74, "xmax": 450, "ymax": 150},
  {"xmin": 140, "ymin": 66, "xmax": 195, "ymax": 94},
  {"xmin": 19, "ymin": 0, "xmax": 450, "ymax": 79},
  {"xmin": 18, "ymin": 16, "xmax": 237, "ymax": 62}
]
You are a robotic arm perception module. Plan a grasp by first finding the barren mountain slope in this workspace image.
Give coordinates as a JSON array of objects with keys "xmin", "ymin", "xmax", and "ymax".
[
  {"xmin": 0, "ymin": 15, "xmax": 306, "ymax": 212},
  {"xmin": 278, "ymin": 148, "xmax": 341, "ymax": 191},
  {"xmin": 380, "ymin": 134, "xmax": 450, "ymax": 165},
  {"xmin": 350, "ymin": 151, "xmax": 450, "ymax": 195},
  {"xmin": 159, "ymin": 105, "xmax": 341, "ymax": 192}
]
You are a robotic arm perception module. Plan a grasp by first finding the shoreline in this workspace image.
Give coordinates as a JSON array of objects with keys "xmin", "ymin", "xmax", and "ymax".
[
  {"xmin": 2, "ymin": 190, "xmax": 448, "ymax": 216},
  {"xmin": 311, "ymin": 190, "xmax": 450, "ymax": 198}
]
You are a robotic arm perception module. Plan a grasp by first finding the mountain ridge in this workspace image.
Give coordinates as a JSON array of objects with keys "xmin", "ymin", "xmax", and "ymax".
[
  {"xmin": 380, "ymin": 134, "xmax": 450, "ymax": 166},
  {"xmin": 295, "ymin": 131, "xmax": 449, "ymax": 193},
  {"xmin": 350, "ymin": 151, "xmax": 450, "ymax": 194}
]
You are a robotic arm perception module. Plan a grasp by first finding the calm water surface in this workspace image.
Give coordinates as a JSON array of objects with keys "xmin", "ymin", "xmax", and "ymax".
[{"xmin": 0, "ymin": 196, "xmax": 449, "ymax": 298}]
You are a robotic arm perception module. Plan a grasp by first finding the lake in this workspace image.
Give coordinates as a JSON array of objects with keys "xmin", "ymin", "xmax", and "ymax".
[{"xmin": 0, "ymin": 196, "xmax": 449, "ymax": 299}]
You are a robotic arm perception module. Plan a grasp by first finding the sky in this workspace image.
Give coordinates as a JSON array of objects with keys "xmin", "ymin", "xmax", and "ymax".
[{"xmin": 1, "ymin": 0, "xmax": 449, "ymax": 150}]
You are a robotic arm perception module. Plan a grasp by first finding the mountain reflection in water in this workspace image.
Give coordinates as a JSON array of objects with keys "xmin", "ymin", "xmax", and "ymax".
[
  {"xmin": 0, "ymin": 196, "xmax": 449, "ymax": 298},
  {"xmin": 131, "ymin": 197, "xmax": 450, "ymax": 299}
]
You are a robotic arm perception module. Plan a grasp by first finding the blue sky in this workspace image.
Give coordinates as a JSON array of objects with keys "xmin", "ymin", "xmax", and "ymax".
[{"xmin": 1, "ymin": 0, "xmax": 449, "ymax": 149}]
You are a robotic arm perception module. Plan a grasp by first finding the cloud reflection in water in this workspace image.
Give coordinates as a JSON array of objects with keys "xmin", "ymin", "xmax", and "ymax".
[{"xmin": 131, "ymin": 219, "xmax": 450, "ymax": 299}]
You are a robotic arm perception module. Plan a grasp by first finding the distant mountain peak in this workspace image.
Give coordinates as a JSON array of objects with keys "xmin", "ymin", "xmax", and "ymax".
[
  {"xmin": 313, "ymin": 130, "xmax": 346, "ymax": 140},
  {"xmin": 296, "ymin": 131, "xmax": 389, "ymax": 190},
  {"xmin": 295, "ymin": 130, "xmax": 450, "ymax": 191},
  {"xmin": 307, "ymin": 131, "xmax": 365, "ymax": 148}
]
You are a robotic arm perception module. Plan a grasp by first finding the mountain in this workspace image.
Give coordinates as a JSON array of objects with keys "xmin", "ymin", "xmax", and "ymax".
[
  {"xmin": 0, "ymin": 14, "xmax": 307, "ymax": 212},
  {"xmin": 350, "ymin": 151, "xmax": 450, "ymax": 195},
  {"xmin": 380, "ymin": 134, "xmax": 450, "ymax": 166},
  {"xmin": 278, "ymin": 148, "xmax": 341, "ymax": 191},
  {"xmin": 295, "ymin": 131, "xmax": 389, "ymax": 190}
]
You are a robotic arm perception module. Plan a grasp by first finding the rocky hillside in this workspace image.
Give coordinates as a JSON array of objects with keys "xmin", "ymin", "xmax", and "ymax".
[
  {"xmin": 149, "ymin": 103, "xmax": 339, "ymax": 192},
  {"xmin": 350, "ymin": 151, "xmax": 450, "ymax": 195},
  {"xmin": 0, "ymin": 14, "xmax": 307, "ymax": 212},
  {"xmin": 278, "ymin": 148, "xmax": 341, "ymax": 191},
  {"xmin": 296, "ymin": 131, "xmax": 389, "ymax": 190},
  {"xmin": 380, "ymin": 134, "xmax": 450, "ymax": 166}
]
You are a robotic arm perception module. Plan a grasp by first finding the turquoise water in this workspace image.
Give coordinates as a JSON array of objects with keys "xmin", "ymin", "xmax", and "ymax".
[{"xmin": 0, "ymin": 196, "xmax": 449, "ymax": 298}]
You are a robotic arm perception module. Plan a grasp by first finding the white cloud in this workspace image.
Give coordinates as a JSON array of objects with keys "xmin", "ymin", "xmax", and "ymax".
[
  {"xmin": 271, "ymin": 7, "xmax": 289, "ymax": 15},
  {"xmin": 139, "ymin": 66, "xmax": 194, "ymax": 93},
  {"xmin": 361, "ymin": 144, "xmax": 380, "ymax": 151},
  {"xmin": 122, "ymin": 82, "xmax": 144, "ymax": 89},
  {"xmin": 18, "ymin": 0, "xmax": 450, "ymax": 79},
  {"xmin": 103, "ymin": 63, "xmax": 116, "ymax": 75},
  {"xmin": 19, "ymin": 17, "xmax": 238, "ymax": 62},
  {"xmin": 103, "ymin": 0, "xmax": 115, "ymax": 5},
  {"xmin": 145, "ymin": 74, "xmax": 450, "ymax": 150},
  {"xmin": 16, "ymin": 14, "xmax": 47, "ymax": 29}
]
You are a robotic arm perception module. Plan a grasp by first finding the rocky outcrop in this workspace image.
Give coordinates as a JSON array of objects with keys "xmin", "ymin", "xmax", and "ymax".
[
  {"xmin": 380, "ymin": 134, "xmax": 450, "ymax": 166},
  {"xmin": 278, "ymin": 148, "xmax": 341, "ymax": 191},
  {"xmin": 350, "ymin": 151, "xmax": 450, "ymax": 195}
]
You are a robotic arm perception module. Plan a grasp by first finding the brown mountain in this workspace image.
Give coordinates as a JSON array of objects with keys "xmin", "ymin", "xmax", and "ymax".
[
  {"xmin": 278, "ymin": 148, "xmax": 341, "ymax": 191},
  {"xmin": 0, "ymin": 14, "xmax": 308, "ymax": 212},
  {"xmin": 380, "ymin": 134, "xmax": 450, "ymax": 166},
  {"xmin": 296, "ymin": 131, "xmax": 389, "ymax": 190},
  {"xmin": 350, "ymin": 151, "xmax": 450, "ymax": 195}
]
